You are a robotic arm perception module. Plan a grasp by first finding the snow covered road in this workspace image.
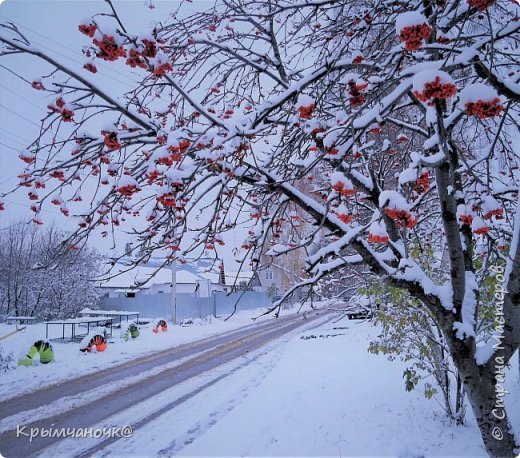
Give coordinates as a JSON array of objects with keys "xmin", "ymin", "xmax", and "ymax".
[
  {"xmin": 0, "ymin": 310, "xmax": 330, "ymax": 457},
  {"xmin": 1, "ymin": 311, "xmax": 518, "ymax": 457}
]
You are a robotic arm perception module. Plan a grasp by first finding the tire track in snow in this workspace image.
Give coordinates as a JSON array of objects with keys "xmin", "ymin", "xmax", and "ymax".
[
  {"xmin": 38, "ymin": 313, "xmax": 332, "ymax": 458},
  {"xmin": 0, "ymin": 314, "xmax": 300, "ymax": 435}
]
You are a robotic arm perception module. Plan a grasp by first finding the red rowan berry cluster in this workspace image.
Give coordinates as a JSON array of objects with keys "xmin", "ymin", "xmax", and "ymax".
[
  {"xmin": 467, "ymin": 0, "xmax": 495, "ymax": 11},
  {"xmin": 157, "ymin": 192, "xmax": 176, "ymax": 207},
  {"xmin": 162, "ymin": 139, "xmax": 191, "ymax": 166},
  {"xmin": 117, "ymin": 182, "xmax": 140, "ymax": 197},
  {"xmin": 47, "ymin": 98, "xmax": 75, "ymax": 122},
  {"xmin": 126, "ymin": 48, "xmax": 148, "ymax": 69},
  {"xmin": 31, "ymin": 80, "xmax": 44, "ymax": 90},
  {"xmin": 93, "ymin": 35, "xmax": 126, "ymax": 61},
  {"xmin": 146, "ymin": 169, "xmax": 162, "ymax": 184},
  {"xmin": 369, "ymin": 124, "xmax": 381, "ymax": 134},
  {"xmin": 347, "ymin": 80, "xmax": 367, "ymax": 107},
  {"xmin": 459, "ymin": 214, "xmax": 473, "ymax": 226},
  {"xmin": 78, "ymin": 23, "xmax": 97, "ymax": 38},
  {"xmin": 385, "ymin": 208, "xmax": 417, "ymax": 228},
  {"xmin": 332, "ymin": 181, "xmax": 356, "ymax": 196},
  {"xmin": 464, "ymin": 98, "xmax": 503, "ymax": 119},
  {"xmin": 334, "ymin": 209, "xmax": 353, "ymax": 224},
  {"xmin": 141, "ymin": 39, "xmax": 158, "ymax": 58},
  {"xmin": 298, "ymin": 103, "xmax": 315, "ymax": 119},
  {"xmin": 101, "ymin": 130, "xmax": 122, "ymax": 150},
  {"xmin": 368, "ymin": 233, "xmax": 389, "ymax": 244},
  {"xmin": 19, "ymin": 151, "xmax": 36, "ymax": 164},
  {"xmin": 49, "ymin": 170, "xmax": 65, "ymax": 181},
  {"xmin": 83, "ymin": 63, "xmax": 97, "ymax": 73},
  {"xmin": 399, "ymin": 24, "xmax": 432, "ymax": 51},
  {"xmin": 483, "ymin": 207, "xmax": 503, "ymax": 220},
  {"xmin": 414, "ymin": 172, "xmax": 430, "ymax": 194},
  {"xmin": 352, "ymin": 54, "xmax": 364, "ymax": 64},
  {"xmin": 414, "ymin": 77, "xmax": 457, "ymax": 106},
  {"xmin": 153, "ymin": 62, "xmax": 173, "ymax": 77},
  {"xmin": 473, "ymin": 225, "xmax": 490, "ymax": 235}
]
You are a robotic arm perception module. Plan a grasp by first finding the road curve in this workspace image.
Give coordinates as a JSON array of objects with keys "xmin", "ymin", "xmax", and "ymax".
[{"xmin": 0, "ymin": 310, "xmax": 329, "ymax": 457}]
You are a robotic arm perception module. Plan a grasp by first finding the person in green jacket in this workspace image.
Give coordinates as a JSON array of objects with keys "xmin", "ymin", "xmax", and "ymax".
[
  {"xmin": 18, "ymin": 340, "xmax": 54, "ymax": 366},
  {"xmin": 121, "ymin": 322, "xmax": 140, "ymax": 341}
]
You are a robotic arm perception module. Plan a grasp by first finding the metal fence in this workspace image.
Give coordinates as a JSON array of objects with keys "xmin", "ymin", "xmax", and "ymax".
[{"xmin": 98, "ymin": 291, "xmax": 273, "ymax": 321}]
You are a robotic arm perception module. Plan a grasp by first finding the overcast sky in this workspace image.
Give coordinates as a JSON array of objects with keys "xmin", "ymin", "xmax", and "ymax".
[{"xmin": 0, "ymin": 0, "xmax": 251, "ymax": 270}]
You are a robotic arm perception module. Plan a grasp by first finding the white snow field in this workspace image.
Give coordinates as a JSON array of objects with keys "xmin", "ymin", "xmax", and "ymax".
[{"xmin": 23, "ymin": 315, "xmax": 520, "ymax": 457}]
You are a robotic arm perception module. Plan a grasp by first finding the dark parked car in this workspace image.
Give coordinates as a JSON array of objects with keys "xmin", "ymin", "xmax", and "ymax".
[{"xmin": 344, "ymin": 295, "xmax": 378, "ymax": 320}]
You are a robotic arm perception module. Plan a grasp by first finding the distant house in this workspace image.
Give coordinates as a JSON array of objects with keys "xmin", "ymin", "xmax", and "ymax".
[
  {"xmin": 98, "ymin": 261, "xmax": 263, "ymax": 298},
  {"xmin": 98, "ymin": 265, "xmax": 212, "ymax": 298},
  {"xmin": 259, "ymin": 261, "xmax": 305, "ymax": 298},
  {"xmin": 214, "ymin": 270, "xmax": 263, "ymax": 293}
]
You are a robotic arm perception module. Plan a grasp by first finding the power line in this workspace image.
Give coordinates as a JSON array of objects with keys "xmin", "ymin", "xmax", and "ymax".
[
  {"xmin": 0, "ymin": 141, "xmax": 25, "ymax": 153},
  {"xmin": 1, "ymin": 197, "xmax": 62, "ymax": 217},
  {"xmin": 0, "ymin": 14, "xmax": 140, "ymax": 88},
  {"xmin": 0, "ymin": 129, "xmax": 28, "ymax": 147},
  {"xmin": 0, "ymin": 63, "xmax": 32, "ymax": 84},
  {"xmin": 0, "ymin": 84, "xmax": 48, "ymax": 113},
  {"xmin": 0, "ymin": 126, "xmax": 30, "ymax": 143},
  {"xmin": 0, "ymin": 103, "xmax": 41, "ymax": 128}
]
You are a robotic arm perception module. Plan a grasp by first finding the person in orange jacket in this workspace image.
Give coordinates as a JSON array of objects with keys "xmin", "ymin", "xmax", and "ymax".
[
  {"xmin": 80, "ymin": 333, "xmax": 108, "ymax": 352},
  {"xmin": 152, "ymin": 319, "xmax": 168, "ymax": 333}
]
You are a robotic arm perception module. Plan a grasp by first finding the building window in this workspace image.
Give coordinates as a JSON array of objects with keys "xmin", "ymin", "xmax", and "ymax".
[
  {"xmin": 126, "ymin": 292, "xmax": 136, "ymax": 298},
  {"xmin": 265, "ymin": 270, "xmax": 273, "ymax": 280}
]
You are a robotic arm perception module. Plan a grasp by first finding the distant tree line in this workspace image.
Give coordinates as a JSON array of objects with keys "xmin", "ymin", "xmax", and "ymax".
[{"xmin": 0, "ymin": 221, "xmax": 102, "ymax": 320}]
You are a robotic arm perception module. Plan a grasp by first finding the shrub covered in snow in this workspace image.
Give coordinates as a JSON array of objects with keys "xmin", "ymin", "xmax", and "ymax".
[{"xmin": 0, "ymin": 345, "xmax": 16, "ymax": 373}]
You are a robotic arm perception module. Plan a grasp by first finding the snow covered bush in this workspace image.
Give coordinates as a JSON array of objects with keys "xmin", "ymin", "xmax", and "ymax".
[
  {"xmin": 0, "ymin": 345, "xmax": 16, "ymax": 373},
  {"xmin": 0, "ymin": 0, "xmax": 518, "ymax": 455},
  {"xmin": 367, "ymin": 284, "xmax": 467, "ymax": 425}
]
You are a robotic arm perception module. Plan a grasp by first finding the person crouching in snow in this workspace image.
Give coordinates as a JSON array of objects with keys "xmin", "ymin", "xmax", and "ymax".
[
  {"xmin": 18, "ymin": 340, "xmax": 54, "ymax": 366},
  {"xmin": 80, "ymin": 333, "xmax": 108, "ymax": 352},
  {"xmin": 152, "ymin": 319, "xmax": 168, "ymax": 333},
  {"xmin": 121, "ymin": 322, "xmax": 140, "ymax": 341}
]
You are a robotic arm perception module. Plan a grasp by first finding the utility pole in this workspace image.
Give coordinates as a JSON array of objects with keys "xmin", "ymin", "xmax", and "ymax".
[{"xmin": 171, "ymin": 257, "xmax": 177, "ymax": 324}]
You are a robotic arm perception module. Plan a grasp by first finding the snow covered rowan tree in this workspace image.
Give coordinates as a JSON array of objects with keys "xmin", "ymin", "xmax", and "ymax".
[{"xmin": 0, "ymin": 0, "xmax": 519, "ymax": 455}]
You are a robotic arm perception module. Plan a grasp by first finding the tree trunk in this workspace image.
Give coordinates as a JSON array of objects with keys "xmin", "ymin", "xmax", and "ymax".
[
  {"xmin": 458, "ymin": 359, "xmax": 517, "ymax": 457},
  {"xmin": 455, "ymin": 373, "xmax": 465, "ymax": 425}
]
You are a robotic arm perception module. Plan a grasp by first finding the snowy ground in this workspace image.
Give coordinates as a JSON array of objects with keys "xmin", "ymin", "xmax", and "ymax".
[
  {"xmin": 0, "ymin": 306, "xmax": 305, "ymax": 401},
  {"xmin": 23, "ymin": 316, "xmax": 520, "ymax": 457}
]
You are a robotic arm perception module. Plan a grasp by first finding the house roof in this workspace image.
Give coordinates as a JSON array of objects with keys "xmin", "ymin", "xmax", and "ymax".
[
  {"xmin": 200, "ymin": 269, "xmax": 256, "ymax": 285},
  {"xmin": 98, "ymin": 265, "xmax": 205, "ymax": 289}
]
